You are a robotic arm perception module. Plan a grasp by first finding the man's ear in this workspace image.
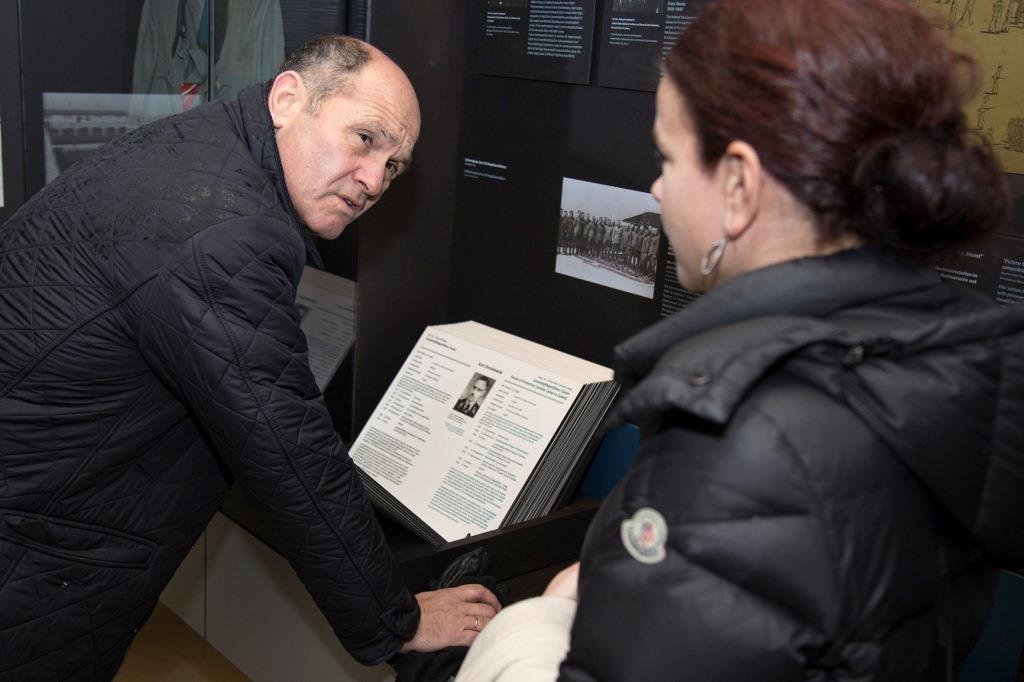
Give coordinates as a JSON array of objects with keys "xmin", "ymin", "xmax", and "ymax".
[
  {"xmin": 267, "ymin": 71, "xmax": 308, "ymax": 129},
  {"xmin": 720, "ymin": 140, "xmax": 764, "ymax": 240}
]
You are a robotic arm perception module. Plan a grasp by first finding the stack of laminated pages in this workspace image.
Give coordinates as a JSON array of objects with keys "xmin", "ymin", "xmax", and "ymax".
[{"xmin": 350, "ymin": 321, "xmax": 619, "ymax": 545}]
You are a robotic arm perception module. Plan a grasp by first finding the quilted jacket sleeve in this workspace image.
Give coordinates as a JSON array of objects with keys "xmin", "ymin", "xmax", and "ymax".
[{"xmin": 138, "ymin": 216, "xmax": 419, "ymax": 664}]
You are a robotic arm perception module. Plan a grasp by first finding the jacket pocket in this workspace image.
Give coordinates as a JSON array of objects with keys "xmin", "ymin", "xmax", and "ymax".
[
  {"xmin": 0, "ymin": 513, "xmax": 155, "ymax": 673},
  {"xmin": 1, "ymin": 510, "xmax": 153, "ymax": 569}
]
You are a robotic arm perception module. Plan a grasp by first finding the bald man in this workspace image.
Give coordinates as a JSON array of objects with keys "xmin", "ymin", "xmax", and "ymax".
[{"xmin": 0, "ymin": 36, "xmax": 497, "ymax": 680}]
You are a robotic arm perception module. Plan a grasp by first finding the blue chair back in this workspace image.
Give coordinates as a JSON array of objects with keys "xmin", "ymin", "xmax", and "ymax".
[{"xmin": 960, "ymin": 571, "xmax": 1024, "ymax": 681}]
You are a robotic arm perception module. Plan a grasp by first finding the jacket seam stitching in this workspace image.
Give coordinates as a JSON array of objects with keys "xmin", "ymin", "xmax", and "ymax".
[
  {"xmin": 0, "ymin": 383, "xmax": 163, "ymax": 592},
  {"xmin": 0, "ymin": 273, "xmax": 158, "ymax": 400},
  {"xmin": 973, "ymin": 341, "xmax": 1008, "ymax": 534},
  {"xmin": 748, "ymin": 402, "xmax": 847, "ymax": 638},
  {"xmin": 189, "ymin": 239, "xmax": 404, "ymax": 634}
]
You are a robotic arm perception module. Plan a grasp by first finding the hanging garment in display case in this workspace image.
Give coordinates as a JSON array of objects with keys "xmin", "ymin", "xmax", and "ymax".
[{"xmin": 132, "ymin": 0, "xmax": 284, "ymax": 102}]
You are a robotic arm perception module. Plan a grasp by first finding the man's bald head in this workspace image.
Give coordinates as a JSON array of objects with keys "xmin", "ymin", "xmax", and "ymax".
[
  {"xmin": 279, "ymin": 35, "xmax": 396, "ymax": 115},
  {"xmin": 269, "ymin": 35, "xmax": 421, "ymax": 239}
]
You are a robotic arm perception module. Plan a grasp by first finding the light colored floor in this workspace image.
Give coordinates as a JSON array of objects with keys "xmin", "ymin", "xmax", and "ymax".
[{"xmin": 114, "ymin": 602, "xmax": 249, "ymax": 681}]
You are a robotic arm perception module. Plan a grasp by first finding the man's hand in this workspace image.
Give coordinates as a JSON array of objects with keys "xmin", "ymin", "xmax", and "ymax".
[
  {"xmin": 400, "ymin": 583, "xmax": 501, "ymax": 652},
  {"xmin": 542, "ymin": 561, "xmax": 580, "ymax": 600}
]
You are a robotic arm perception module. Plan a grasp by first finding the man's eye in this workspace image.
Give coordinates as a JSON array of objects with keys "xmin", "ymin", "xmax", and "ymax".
[
  {"xmin": 386, "ymin": 161, "xmax": 399, "ymax": 177},
  {"xmin": 358, "ymin": 133, "xmax": 372, "ymax": 145}
]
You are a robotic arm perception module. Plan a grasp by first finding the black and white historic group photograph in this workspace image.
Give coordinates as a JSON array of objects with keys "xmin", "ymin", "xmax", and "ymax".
[{"xmin": 555, "ymin": 177, "xmax": 662, "ymax": 299}]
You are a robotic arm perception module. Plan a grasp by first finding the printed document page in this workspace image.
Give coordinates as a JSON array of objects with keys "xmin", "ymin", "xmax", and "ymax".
[
  {"xmin": 296, "ymin": 267, "xmax": 356, "ymax": 391},
  {"xmin": 350, "ymin": 325, "xmax": 585, "ymax": 542}
]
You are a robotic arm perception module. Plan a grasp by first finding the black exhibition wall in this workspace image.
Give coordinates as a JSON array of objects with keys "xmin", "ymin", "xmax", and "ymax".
[{"xmin": 2, "ymin": 0, "xmax": 1022, "ymax": 436}]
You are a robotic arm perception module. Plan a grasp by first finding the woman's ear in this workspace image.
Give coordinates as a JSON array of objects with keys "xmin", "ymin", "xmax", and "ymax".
[
  {"xmin": 720, "ymin": 140, "xmax": 764, "ymax": 240},
  {"xmin": 267, "ymin": 71, "xmax": 308, "ymax": 129}
]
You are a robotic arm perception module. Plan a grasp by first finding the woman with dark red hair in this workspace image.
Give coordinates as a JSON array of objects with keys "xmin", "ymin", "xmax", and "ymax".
[{"xmin": 457, "ymin": 1, "xmax": 1024, "ymax": 680}]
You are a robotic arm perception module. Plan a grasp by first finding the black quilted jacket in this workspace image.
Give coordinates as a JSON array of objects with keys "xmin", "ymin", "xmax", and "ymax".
[
  {"xmin": 561, "ymin": 247, "xmax": 1024, "ymax": 682},
  {"xmin": 0, "ymin": 84, "xmax": 418, "ymax": 680}
]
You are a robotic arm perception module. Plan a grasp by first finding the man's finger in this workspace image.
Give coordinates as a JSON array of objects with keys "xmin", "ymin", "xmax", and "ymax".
[
  {"xmin": 465, "ymin": 602, "xmax": 497, "ymax": 620},
  {"xmin": 453, "ymin": 583, "xmax": 501, "ymax": 610},
  {"xmin": 455, "ymin": 628, "xmax": 480, "ymax": 647}
]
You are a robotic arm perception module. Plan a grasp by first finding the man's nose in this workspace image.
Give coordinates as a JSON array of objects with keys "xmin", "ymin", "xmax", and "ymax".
[{"xmin": 355, "ymin": 159, "xmax": 387, "ymax": 197}]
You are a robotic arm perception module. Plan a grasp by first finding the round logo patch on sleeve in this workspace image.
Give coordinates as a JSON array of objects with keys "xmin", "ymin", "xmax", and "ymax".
[{"xmin": 620, "ymin": 507, "xmax": 668, "ymax": 564}]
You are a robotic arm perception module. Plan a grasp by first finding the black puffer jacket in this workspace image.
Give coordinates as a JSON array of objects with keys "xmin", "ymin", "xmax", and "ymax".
[
  {"xmin": 560, "ymin": 247, "xmax": 1024, "ymax": 681},
  {"xmin": 0, "ymin": 84, "xmax": 418, "ymax": 680}
]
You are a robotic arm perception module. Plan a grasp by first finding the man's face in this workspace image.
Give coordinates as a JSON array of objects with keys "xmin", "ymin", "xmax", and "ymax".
[
  {"xmin": 272, "ymin": 57, "xmax": 421, "ymax": 239},
  {"xmin": 470, "ymin": 379, "xmax": 488, "ymax": 403}
]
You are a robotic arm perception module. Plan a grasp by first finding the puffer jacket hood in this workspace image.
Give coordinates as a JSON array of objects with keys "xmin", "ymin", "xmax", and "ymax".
[{"xmin": 612, "ymin": 246, "xmax": 1024, "ymax": 567}]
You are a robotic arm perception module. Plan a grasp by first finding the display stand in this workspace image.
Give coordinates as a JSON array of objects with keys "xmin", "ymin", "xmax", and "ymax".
[
  {"xmin": 219, "ymin": 484, "xmax": 598, "ymax": 596},
  {"xmin": 158, "ymin": 488, "xmax": 599, "ymax": 680}
]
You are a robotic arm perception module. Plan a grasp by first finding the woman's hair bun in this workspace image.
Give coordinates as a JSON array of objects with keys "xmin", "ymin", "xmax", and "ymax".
[
  {"xmin": 663, "ymin": 0, "xmax": 1012, "ymax": 259},
  {"xmin": 846, "ymin": 125, "xmax": 1009, "ymax": 258}
]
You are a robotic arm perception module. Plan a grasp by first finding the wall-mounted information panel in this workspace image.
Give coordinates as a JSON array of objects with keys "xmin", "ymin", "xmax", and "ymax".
[
  {"xmin": 478, "ymin": 0, "xmax": 598, "ymax": 83},
  {"xmin": 934, "ymin": 176, "xmax": 1024, "ymax": 306},
  {"xmin": 449, "ymin": 0, "xmax": 721, "ymax": 368},
  {"xmin": 449, "ymin": 68, "xmax": 671, "ymax": 366},
  {"xmin": 595, "ymin": 0, "xmax": 709, "ymax": 91},
  {"xmin": 449, "ymin": 0, "xmax": 1024, "ymax": 374}
]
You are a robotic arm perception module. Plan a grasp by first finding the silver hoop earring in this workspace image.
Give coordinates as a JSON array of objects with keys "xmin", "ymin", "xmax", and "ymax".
[{"xmin": 700, "ymin": 236, "xmax": 729, "ymax": 276}]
